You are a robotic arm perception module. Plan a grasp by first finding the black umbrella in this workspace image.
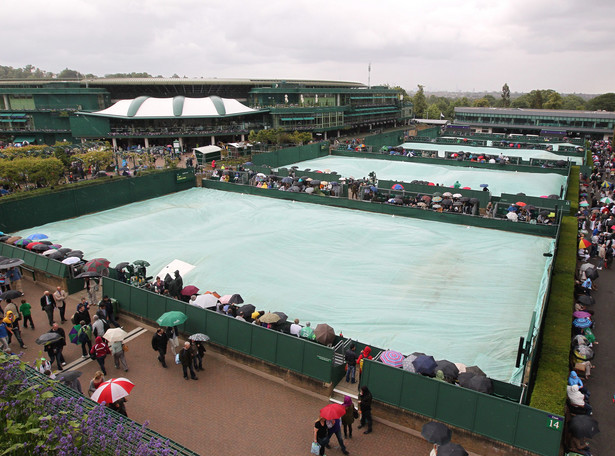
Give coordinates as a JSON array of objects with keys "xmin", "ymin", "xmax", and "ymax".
[
  {"xmin": 56, "ymin": 370, "xmax": 83, "ymax": 382},
  {"xmin": 66, "ymin": 250, "xmax": 84, "ymax": 258},
  {"xmin": 457, "ymin": 372, "xmax": 475, "ymax": 388},
  {"xmin": 548, "ymin": 194, "xmax": 559, "ymax": 199},
  {"xmin": 311, "ymin": 180, "xmax": 321, "ymax": 187},
  {"xmin": 31, "ymin": 244, "xmax": 50, "ymax": 252},
  {"xmin": 38, "ymin": 240, "xmax": 53, "ymax": 245},
  {"xmin": 48, "ymin": 251, "xmax": 66, "ymax": 260},
  {"xmin": 568, "ymin": 415, "xmax": 600, "ymax": 439},
  {"xmin": 115, "ymin": 262, "xmax": 130, "ymax": 270},
  {"xmin": 0, "ymin": 235, "xmax": 10, "ymax": 242},
  {"xmin": 435, "ymin": 360, "xmax": 460, "ymax": 380},
  {"xmin": 460, "ymin": 197, "xmax": 470, "ymax": 203},
  {"xmin": 58, "ymin": 248, "xmax": 72, "ymax": 254},
  {"xmin": 35, "ymin": 332, "xmax": 63, "ymax": 345},
  {"xmin": 273, "ymin": 312, "xmax": 288, "ymax": 324},
  {"xmin": 516, "ymin": 192, "xmax": 526, "ymax": 196},
  {"xmin": 467, "ymin": 376, "xmax": 494, "ymax": 394},
  {"xmin": 75, "ymin": 271, "xmax": 101, "ymax": 279},
  {"xmin": 0, "ymin": 290, "xmax": 23, "ymax": 300},
  {"xmin": 469, "ymin": 198, "xmax": 479, "ymax": 204},
  {"xmin": 0, "ymin": 258, "xmax": 25, "ymax": 269},
  {"xmin": 281, "ymin": 177, "xmax": 293, "ymax": 184},
  {"xmin": 228, "ymin": 294, "xmax": 244, "ymax": 305},
  {"xmin": 412, "ymin": 355, "xmax": 437, "ymax": 376},
  {"xmin": 437, "ymin": 442, "xmax": 468, "ymax": 456},
  {"xmin": 577, "ymin": 295, "xmax": 594, "ymax": 306},
  {"xmin": 421, "ymin": 421, "xmax": 452, "ymax": 445},
  {"xmin": 238, "ymin": 304, "xmax": 256, "ymax": 317},
  {"xmin": 393, "ymin": 197, "xmax": 404, "ymax": 205},
  {"xmin": 465, "ymin": 365, "xmax": 486, "ymax": 376},
  {"xmin": 441, "ymin": 199, "xmax": 453, "ymax": 207}
]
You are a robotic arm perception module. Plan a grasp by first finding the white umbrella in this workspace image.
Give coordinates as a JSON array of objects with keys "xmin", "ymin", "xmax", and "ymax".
[
  {"xmin": 62, "ymin": 257, "xmax": 81, "ymax": 265},
  {"xmin": 192, "ymin": 294, "xmax": 219, "ymax": 309},
  {"xmin": 42, "ymin": 249, "xmax": 56, "ymax": 256},
  {"xmin": 103, "ymin": 328, "xmax": 128, "ymax": 343}
]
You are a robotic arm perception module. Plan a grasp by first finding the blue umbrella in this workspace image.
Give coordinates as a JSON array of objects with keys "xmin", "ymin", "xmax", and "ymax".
[
  {"xmin": 573, "ymin": 317, "xmax": 592, "ymax": 329},
  {"xmin": 412, "ymin": 355, "xmax": 437, "ymax": 376},
  {"xmin": 27, "ymin": 233, "xmax": 48, "ymax": 240},
  {"xmin": 392, "ymin": 184, "xmax": 404, "ymax": 190},
  {"xmin": 480, "ymin": 184, "xmax": 489, "ymax": 188},
  {"xmin": 508, "ymin": 206, "xmax": 517, "ymax": 212}
]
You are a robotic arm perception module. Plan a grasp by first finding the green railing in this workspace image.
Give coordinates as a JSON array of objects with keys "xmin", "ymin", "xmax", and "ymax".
[
  {"xmin": 0, "ymin": 242, "xmax": 68, "ymax": 277},
  {"xmin": 251, "ymin": 141, "xmax": 329, "ymax": 168},
  {"xmin": 361, "ymin": 360, "xmax": 563, "ymax": 456},
  {"xmin": 102, "ymin": 278, "xmax": 336, "ymax": 383},
  {"xmin": 0, "ymin": 168, "xmax": 196, "ymax": 233}
]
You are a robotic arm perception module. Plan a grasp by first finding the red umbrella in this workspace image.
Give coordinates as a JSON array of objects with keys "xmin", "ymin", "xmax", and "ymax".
[
  {"xmin": 515, "ymin": 202, "xmax": 527, "ymax": 207},
  {"xmin": 84, "ymin": 258, "xmax": 111, "ymax": 274},
  {"xmin": 181, "ymin": 285, "xmax": 200, "ymax": 296},
  {"xmin": 579, "ymin": 239, "xmax": 592, "ymax": 249},
  {"xmin": 320, "ymin": 403, "xmax": 346, "ymax": 420},
  {"xmin": 26, "ymin": 242, "xmax": 42, "ymax": 250},
  {"xmin": 91, "ymin": 377, "xmax": 134, "ymax": 404}
]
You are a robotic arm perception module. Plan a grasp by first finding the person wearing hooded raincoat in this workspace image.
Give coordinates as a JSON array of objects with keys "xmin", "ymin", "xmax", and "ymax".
[
  {"xmin": 567, "ymin": 384, "xmax": 592, "ymax": 414},
  {"xmin": 3, "ymin": 310, "xmax": 26, "ymax": 349},
  {"xmin": 90, "ymin": 336, "xmax": 111, "ymax": 375},
  {"xmin": 341, "ymin": 395, "xmax": 358, "ymax": 439}
]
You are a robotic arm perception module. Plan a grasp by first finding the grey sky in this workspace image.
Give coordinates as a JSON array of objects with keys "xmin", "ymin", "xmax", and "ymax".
[{"xmin": 4, "ymin": 0, "xmax": 614, "ymax": 94}]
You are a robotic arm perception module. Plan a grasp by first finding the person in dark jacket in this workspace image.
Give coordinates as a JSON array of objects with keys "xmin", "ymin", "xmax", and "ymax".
[
  {"xmin": 192, "ymin": 340, "xmax": 206, "ymax": 371},
  {"xmin": 151, "ymin": 328, "xmax": 168, "ymax": 368},
  {"xmin": 179, "ymin": 341, "xmax": 198, "ymax": 380},
  {"xmin": 40, "ymin": 291, "xmax": 56, "ymax": 326},
  {"xmin": 345, "ymin": 344, "xmax": 358, "ymax": 383},
  {"xmin": 73, "ymin": 303, "xmax": 91, "ymax": 325},
  {"xmin": 357, "ymin": 386, "xmax": 373, "ymax": 434},
  {"xmin": 45, "ymin": 323, "xmax": 66, "ymax": 370}
]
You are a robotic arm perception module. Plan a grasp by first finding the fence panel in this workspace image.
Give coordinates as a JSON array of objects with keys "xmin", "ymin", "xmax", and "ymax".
[
  {"xmin": 184, "ymin": 305, "xmax": 206, "ymax": 335},
  {"xmin": 250, "ymin": 325, "xmax": 278, "ymax": 363},
  {"xmin": 205, "ymin": 311, "xmax": 230, "ymax": 346},
  {"xmin": 32, "ymin": 253, "xmax": 50, "ymax": 271},
  {"xmin": 513, "ymin": 407, "xmax": 563, "ymax": 456},
  {"xmin": 301, "ymin": 342, "xmax": 334, "ymax": 383},
  {"xmin": 227, "ymin": 318, "xmax": 253, "ymax": 354},
  {"xmin": 473, "ymin": 394, "xmax": 519, "ymax": 445},
  {"xmin": 47, "ymin": 259, "xmax": 66, "ymax": 277},
  {"xmin": 363, "ymin": 362, "xmax": 403, "ymax": 406},
  {"xmin": 276, "ymin": 333, "xmax": 305, "ymax": 372},
  {"xmin": 399, "ymin": 372, "xmax": 439, "ymax": 418},
  {"xmin": 434, "ymin": 383, "xmax": 477, "ymax": 431}
]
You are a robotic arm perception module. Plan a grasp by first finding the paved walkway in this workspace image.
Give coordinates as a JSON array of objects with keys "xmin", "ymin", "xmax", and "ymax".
[{"xmin": 11, "ymin": 278, "xmax": 434, "ymax": 456}]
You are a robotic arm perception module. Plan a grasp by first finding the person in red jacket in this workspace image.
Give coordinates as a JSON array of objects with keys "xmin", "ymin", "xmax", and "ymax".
[
  {"xmin": 356, "ymin": 346, "xmax": 373, "ymax": 385},
  {"xmin": 90, "ymin": 336, "xmax": 111, "ymax": 375}
]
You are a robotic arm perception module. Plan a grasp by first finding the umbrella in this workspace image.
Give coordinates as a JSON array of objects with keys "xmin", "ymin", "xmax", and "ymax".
[
  {"xmin": 281, "ymin": 177, "xmax": 293, "ymax": 184},
  {"xmin": 181, "ymin": 285, "xmax": 200, "ymax": 296},
  {"xmin": 568, "ymin": 415, "xmax": 600, "ymax": 439},
  {"xmin": 412, "ymin": 355, "xmax": 437, "ymax": 376},
  {"xmin": 442, "ymin": 192, "xmax": 452, "ymax": 197},
  {"xmin": 62, "ymin": 257, "xmax": 82, "ymax": 265},
  {"xmin": 75, "ymin": 271, "xmax": 101, "ymax": 279},
  {"xmin": 56, "ymin": 371, "xmax": 83, "ymax": 382},
  {"xmin": 115, "ymin": 262, "xmax": 130, "ymax": 270},
  {"xmin": 219, "ymin": 294, "xmax": 244, "ymax": 305},
  {"xmin": 577, "ymin": 295, "xmax": 594, "ymax": 306},
  {"xmin": 573, "ymin": 317, "xmax": 592, "ymax": 329},
  {"xmin": 579, "ymin": 201, "xmax": 590, "ymax": 207},
  {"xmin": 314, "ymin": 323, "xmax": 336, "ymax": 345},
  {"xmin": 192, "ymin": 294, "xmax": 219, "ymax": 309},
  {"xmin": 189, "ymin": 333, "xmax": 210, "ymax": 342},
  {"xmin": 600, "ymin": 197, "xmax": 612, "ymax": 204},
  {"xmin": 467, "ymin": 376, "xmax": 493, "ymax": 394},
  {"xmin": 435, "ymin": 360, "xmax": 460, "ymax": 380},
  {"xmin": 259, "ymin": 312, "xmax": 280, "ymax": 324},
  {"xmin": 573, "ymin": 311, "xmax": 592, "ymax": 319},
  {"xmin": 432, "ymin": 196, "xmax": 443, "ymax": 202},
  {"xmin": 454, "ymin": 363, "xmax": 467, "ymax": 373},
  {"xmin": 35, "ymin": 332, "xmax": 63, "ymax": 345},
  {"xmin": 320, "ymin": 403, "xmax": 346, "ymax": 420},
  {"xmin": 0, "ymin": 290, "xmax": 23, "ymax": 300},
  {"xmin": 457, "ymin": 372, "xmax": 475, "ymax": 388},
  {"xmin": 421, "ymin": 421, "xmax": 452, "ymax": 445},
  {"xmin": 42, "ymin": 250, "xmax": 56, "ymax": 256},
  {"xmin": 156, "ymin": 311, "xmax": 188, "ymax": 327},
  {"xmin": 84, "ymin": 258, "xmax": 110, "ymax": 275},
  {"xmin": 238, "ymin": 304, "xmax": 256, "ymax": 317},
  {"xmin": 132, "ymin": 260, "xmax": 150, "ymax": 267},
  {"xmin": 465, "ymin": 365, "xmax": 486, "ymax": 376},
  {"xmin": 91, "ymin": 377, "xmax": 135, "ymax": 404},
  {"xmin": 573, "ymin": 345, "xmax": 594, "ymax": 360},
  {"xmin": 66, "ymin": 251, "xmax": 84, "ymax": 258},
  {"xmin": 68, "ymin": 325, "xmax": 81, "ymax": 344},
  {"xmin": 579, "ymin": 239, "xmax": 592, "ymax": 249},
  {"xmin": 103, "ymin": 328, "xmax": 129, "ymax": 343},
  {"xmin": 25, "ymin": 242, "xmax": 42, "ymax": 250},
  {"xmin": 5, "ymin": 236, "xmax": 21, "ymax": 244},
  {"xmin": 31, "ymin": 244, "xmax": 50, "ymax": 252},
  {"xmin": 58, "ymin": 248, "xmax": 72, "ymax": 254},
  {"xmin": 391, "ymin": 184, "xmax": 404, "ymax": 190},
  {"xmin": 480, "ymin": 184, "xmax": 489, "ymax": 188},
  {"xmin": 441, "ymin": 199, "xmax": 453, "ymax": 207},
  {"xmin": 515, "ymin": 201, "xmax": 527, "ymax": 207},
  {"xmin": 0, "ymin": 258, "xmax": 24, "ymax": 269},
  {"xmin": 453, "ymin": 193, "xmax": 462, "ymax": 198},
  {"xmin": 48, "ymin": 251, "xmax": 66, "ymax": 260},
  {"xmin": 274, "ymin": 312, "xmax": 288, "ymax": 324},
  {"xmin": 437, "ymin": 442, "xmax": 468, "ymax": 456},
  {"xmin": 402, "ymin": 355, "xmax": 418, "ymax": 372},
  {"xmin": 380, "ymin": 350, "xmax": 405, "ymax": 368},
  {"xmin": 27, "ymin": 233, "xmax": 48, "ymax": 241}
]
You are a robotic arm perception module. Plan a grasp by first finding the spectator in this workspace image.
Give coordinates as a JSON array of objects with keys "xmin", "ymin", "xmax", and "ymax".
[
  {"xmin": 179, "ymin": 341, "xmax": 198, "ymax": 380},
  {"xmin": 19, "ymin": 299, "xmax": 34, "ymax": 330},
  {"xmin": 345, "ymin": 344, "xmax": 358, "ymax": 383},
  {"xmin": 46, "ymin": 323, "xmax": 67, "ymax": 371},
  {"xmin": 111, "ymin": 340, "xmax": 128, "ymax": 372},
  {"xmin": 78, "ymin": 320, "xmax": 93, "ymax": 358},
  {"xmin": 358, "ymin": 386, "xmax": 373, "ymax": 434},
  {"xmin": 151, "ymin": 327, "xmax": 169, "ymax": 368},
  {"xmin": 53, "ymin": 286, "xmax": 68, "ymax": 323},
  {"xmin": 40, "ymin": 291, "xmax": 56, "ymax": 326},
  {"xmin": 290, "ymin": 318, "xmax": 302, "ymax": 336},
  {"xmin": 88, "ymin": 371, "xmax": 105, "ymax": 397},
  {"xmin": 341, "ymin": 395, "xmax": 358, "ymax": 439},
  {"xmin": 90, "ymin": 336, "xmax": 111, "ymax": 375}
]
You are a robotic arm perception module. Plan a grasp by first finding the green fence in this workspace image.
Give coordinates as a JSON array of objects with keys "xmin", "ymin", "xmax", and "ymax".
[
  {"xmin": 251, "ymin": 142, "xmax": 329, "ymax": 168},
  {"xmin": 361, "ymin": 360, "xmax": 563, "ymax": 456},
  {"xmin": 362, "ymin": 129, "xmax": 406, "ymax": 150},
  {"xmin": 102, "ymin": 278, "xmax": 336, "ymax": 383},
  {"xmin": 377, "ymin": 179, "xmax": 491, "ymax": 208},
  {"xmin": 0, "ymin": 169, "xmax": 196, "ymax": 233}
]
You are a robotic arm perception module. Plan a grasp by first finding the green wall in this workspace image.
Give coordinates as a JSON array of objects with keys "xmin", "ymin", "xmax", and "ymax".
[
  {"xmin": 0, "ymin": 169, "xmax": 195, "ymax": 233},
  {"xmin": 251, "ymin": 142, "xmax": 329, "ymax": 168}
]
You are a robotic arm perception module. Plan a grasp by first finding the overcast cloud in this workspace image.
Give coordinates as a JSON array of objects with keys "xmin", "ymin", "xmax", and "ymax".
[{"xmin": 4, "ymin": 0, "xmax": 614, "ymax": 94}]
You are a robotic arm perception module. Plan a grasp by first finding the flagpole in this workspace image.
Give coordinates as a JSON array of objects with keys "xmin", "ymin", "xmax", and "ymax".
[{"xmin": 368, "ymin": 62, "xmax": 371, "ymax": 89}]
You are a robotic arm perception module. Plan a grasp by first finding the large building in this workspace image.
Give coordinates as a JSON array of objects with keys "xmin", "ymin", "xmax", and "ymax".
[
  {"xmin": 454, "ymin": 106, "xmax": 615, "ymax": 139},
  {"xmin": 0, "ymin": 78, "xmax": 412, "ymax": 148}
]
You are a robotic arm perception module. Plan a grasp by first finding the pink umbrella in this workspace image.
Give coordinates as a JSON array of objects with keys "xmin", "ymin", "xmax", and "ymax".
[
  {"xmin": 91, "ymin": 377, "xmax": 134, "ymax": 404},
  {"xmin": 573, "ymin": 311, "xmax": 592, "ymax": 319}
]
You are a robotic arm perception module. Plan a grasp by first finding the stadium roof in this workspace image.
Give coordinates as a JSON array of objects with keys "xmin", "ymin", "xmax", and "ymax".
[{"xmin": 81, "ymin": 95, "xmax": 264, "ymax": 119}]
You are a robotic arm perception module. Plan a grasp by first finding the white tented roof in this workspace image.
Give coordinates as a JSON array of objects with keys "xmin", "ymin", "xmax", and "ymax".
[
  {"xmin": 194, "ymin": 145, "xmax": 222, "ymax": 155},
  {"xmin": 89, "ymin": 95, "xmax": 260, "ymax": 119}
]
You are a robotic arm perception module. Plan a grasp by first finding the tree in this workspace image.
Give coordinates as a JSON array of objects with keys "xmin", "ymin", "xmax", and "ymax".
[
  {"xmin": 561, "ymin": 95, "xmax": 586, "ymax": 110},
  {"xmin": 501, "ymin": 83, "xmax": 511, "ymax": 107},
  {"xmin": 412, "ymin": 85, "xmax": 428, "ymax": 118},
  {"xmin": 426, "ymin": 104, "xmax": 442, "ymax": 120},
  {"xmin": 586, "ymin": 93, "xmax": 615, "ymax": 112},
  {"xmin": 57, "ymin": 68, "xmax": 83, "ymax": 79},
  {"xmin": 543, "ymin": 92, "xmax": 563, "ymax": 110},
  {"xmin": 473, "ymin": 97, "xmax": 491, "ymax": 107}
]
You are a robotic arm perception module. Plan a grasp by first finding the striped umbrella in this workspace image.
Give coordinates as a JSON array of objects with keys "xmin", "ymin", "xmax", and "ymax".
[
  {"xmin": 91, "ymin": 378, "xmax": 135, "ymax": 404},
  {"xmin": 380, "ymin": 350, "xmax": 405, "ymax": 368},
  {"xmin": 579, "ymin": 239, "xmax": 592, "ymax": 249},
  {"xmin": 600, "ymin": 197, "xmax": 612, "ymax": 204}
]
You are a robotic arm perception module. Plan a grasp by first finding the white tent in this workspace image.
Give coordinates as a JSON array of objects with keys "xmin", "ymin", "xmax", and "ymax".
[
  {"xmin": 194, "ymin": 145, "xmax": 222, "ymax": 155},
  {"xmin": 155, "ymin": 259, "xmax": 195, "ymax": 281}
]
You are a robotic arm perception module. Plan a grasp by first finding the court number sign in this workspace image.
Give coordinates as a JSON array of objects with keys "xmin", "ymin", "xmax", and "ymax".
[{"xmin": 547, "ymin": 415, "xmax": 563, "ymax": 430}]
